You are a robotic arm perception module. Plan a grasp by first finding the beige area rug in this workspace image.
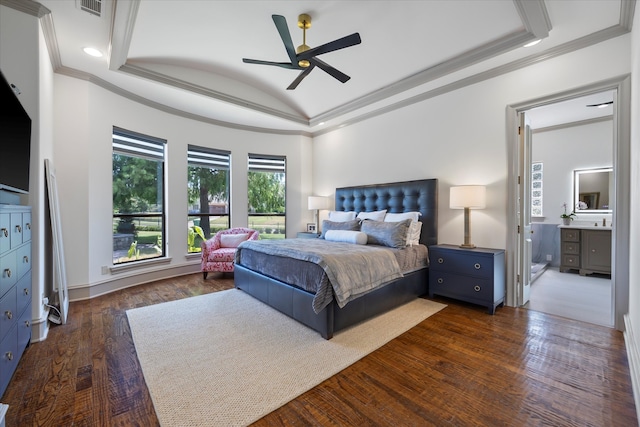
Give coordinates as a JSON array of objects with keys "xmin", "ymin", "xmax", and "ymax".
[{"xmin": 126, "ymin": 289, "xmax": 446, "ymax": 426}]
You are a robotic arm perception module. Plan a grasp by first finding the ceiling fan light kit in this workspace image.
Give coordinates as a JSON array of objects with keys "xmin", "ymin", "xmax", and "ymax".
[{"xmin": 242, "ymin": 13, "xmax": 361, "ymax": 90}]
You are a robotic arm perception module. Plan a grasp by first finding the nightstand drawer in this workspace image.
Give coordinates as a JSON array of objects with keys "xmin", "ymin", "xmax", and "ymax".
[
  {"xmin": 430, "ymin": 270, "xmax": 492, "ymax": 300},
  {"xmin": 430, "ymin": 249, "xmax": 493, "ymax": 279}
]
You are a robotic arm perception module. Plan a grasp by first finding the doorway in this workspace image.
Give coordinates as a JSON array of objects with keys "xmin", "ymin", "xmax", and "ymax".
[
  {"xmin": 507, "ymin": 76, "xmax": 631, "ymax": 331},
  {"xmin": 524, "ymin": 91, "xmax": 614, "ymax": 327}
]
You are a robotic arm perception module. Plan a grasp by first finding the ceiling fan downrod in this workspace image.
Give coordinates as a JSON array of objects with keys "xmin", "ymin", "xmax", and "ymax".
[{"xmin": 296, "ymin": 14, "xmax": 311, "ymax": 68}]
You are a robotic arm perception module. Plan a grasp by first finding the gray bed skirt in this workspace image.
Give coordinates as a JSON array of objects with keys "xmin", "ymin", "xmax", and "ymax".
[{"xmin": 234, "ymin": 264, "xmax": 429, "ymax": 339}]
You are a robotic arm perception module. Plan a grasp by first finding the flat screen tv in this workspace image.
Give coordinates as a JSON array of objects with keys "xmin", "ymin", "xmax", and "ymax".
[{"xmin": 0, "ymin": 69, "xmax": 32, "ymax": 195}]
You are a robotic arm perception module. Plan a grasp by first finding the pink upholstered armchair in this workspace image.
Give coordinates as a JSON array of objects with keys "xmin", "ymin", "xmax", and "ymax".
[{"xmin": 201, "ymin": 227, "xmax": 259, "ymax": 279}]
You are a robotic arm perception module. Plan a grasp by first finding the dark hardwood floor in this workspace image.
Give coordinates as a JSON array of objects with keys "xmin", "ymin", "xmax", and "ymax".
[{"xmin": 2, "ymin": 273, "xmax": 637, "ymax": 426}]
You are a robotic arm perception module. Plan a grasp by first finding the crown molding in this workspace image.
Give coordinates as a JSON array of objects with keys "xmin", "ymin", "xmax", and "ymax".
[
  {"xmin": 312, "ymin": 27, "xmax": 631, "ymax": 137},
  {"xmin": 55, "ymin": 66, "xmax": 313, "ymax": 137},
  {"xmin": 118, "ymin": 63, "xmax": 309, "ymax": 126}
]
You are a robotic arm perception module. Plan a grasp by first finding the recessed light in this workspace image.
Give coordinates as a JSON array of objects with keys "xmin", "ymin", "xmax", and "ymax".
[
  {"xmin": 318, "ymin": 122, "xmax": 325, "ymax": 126},
  {"xmin": 83, "ymin": 47, "xmax": 103, "ymax": 57},
  {"xmin": 523, "ymin": 39, "xmax": 541, "ymax": 48}
]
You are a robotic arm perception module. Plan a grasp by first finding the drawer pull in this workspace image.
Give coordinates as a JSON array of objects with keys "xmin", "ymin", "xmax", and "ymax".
[
  {"xmin": 5, "ymin": 352, "xmax": 13, "ymax": 361},
  {"xmin": 1, "ymin": 228, "xmax": 7, "ymax": 237},
  {"xmin": 25, "ymin": 320, "xmax": 30, "ymax": 327},
  {"xmin": 23, "ymin": 288, "xmax": 29, "ymax": 296},
  {"xmin": 474, "ymin": 263, "xmax": 481, "ymax": 270},
  {"xmin": 5, "ymin": 310, "xmax": 12, "ymax": 320},
  {"xmin": 15, "ymin": 225, "xmax": 22, "ymax": 233},
  {"xmin": 437, "ymin": 257, "xmax": 444, "ymax": 264},
  {"xmin": 437, "ymin": 278, "xmax": 443, "ymax": 284},
  {"xmin": 591, "ymin": 249, "xmax": 596, "ymax": 253},
  {"xmin": 23, "ymin": 255, "xmax": 29, "ymax": 264},
  {"xmin": 474, "ymin": 285, "xmax": 481, "ymax": 292},
  {"xmin": 26, "ymin": 223, "xmax": 31, "ymax": 230},
  {"xmin": 3, "ymin": 268, "xmax": 11, "ymax": 278}
]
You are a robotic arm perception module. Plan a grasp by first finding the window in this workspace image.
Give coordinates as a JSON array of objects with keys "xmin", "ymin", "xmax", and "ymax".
[
  {"xmin": 112, "ymin": 127, "xmax": 165, "ymax": 264},
  {"xmin": 531, "ymin": 162, "xmax": 543, "ymax": 216},
  {"xmin": 248, "ymin": 154, "xmax": 286, "ymax": 239},
  {"xmin": 187, "ymin": 145, "xmax": 231, "ymax": 252}
]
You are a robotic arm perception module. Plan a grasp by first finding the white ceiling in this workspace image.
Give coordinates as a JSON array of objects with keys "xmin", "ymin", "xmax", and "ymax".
[{"xmin": 23, "ymin": 0, "xmax": 632, "ymax": 133}]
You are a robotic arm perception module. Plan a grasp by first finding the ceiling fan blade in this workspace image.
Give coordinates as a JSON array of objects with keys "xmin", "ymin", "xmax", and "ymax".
[
  {"xmin": 242, "ymin": 58, "xmax": 298, "ymax": 69},
  {"xmin": 309, "ymin": 58, "xmax": 350, "ymax": 83},
  {"xmin": 272, "ymin": 14, "xmax": 298, "ymax": 65},
  {"xmin": 297, "ymin": 33, "xmax": 362, "ymax": 60},
  {"xmin": 287, "ymin": 65, "xmax": 315, "ymax": 90}
]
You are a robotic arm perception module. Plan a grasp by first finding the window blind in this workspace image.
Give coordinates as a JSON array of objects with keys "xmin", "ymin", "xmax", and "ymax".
[
  {"xmin": 248, "ymin": 154, "xmax": 286, "ymax": 173},
  {"xmin": 188, "ymin": 145, "xmax": 230, "ymax": 169},
  {"xmin": 112, "ymin": 127, "xmax": 165, "ymax": 161}
]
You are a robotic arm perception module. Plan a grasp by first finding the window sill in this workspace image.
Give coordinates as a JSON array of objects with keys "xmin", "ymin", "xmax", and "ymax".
[{"xmin": 110, "ymin": 257, "xmax": 172, "ymax": 274}]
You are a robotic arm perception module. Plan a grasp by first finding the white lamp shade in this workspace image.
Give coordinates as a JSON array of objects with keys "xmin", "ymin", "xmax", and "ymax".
[
  {"xmin": 308, "ymin": 196, "xmax": 330, "ymax": 210},
  {"xmin": 450, "ymin": 185, "xmax": 486, "ymax": 209}
]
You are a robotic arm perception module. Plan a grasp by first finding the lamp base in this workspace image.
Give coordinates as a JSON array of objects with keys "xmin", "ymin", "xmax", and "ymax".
[{"xmin": 459, "ymin": 243, "xmax": 476, "ymax": 249}]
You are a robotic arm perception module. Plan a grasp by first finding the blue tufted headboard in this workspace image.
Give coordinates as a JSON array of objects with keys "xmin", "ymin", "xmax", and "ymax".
[{"xmin": 334, "ymin": 179, "xmax": 438, "ymax": 247}]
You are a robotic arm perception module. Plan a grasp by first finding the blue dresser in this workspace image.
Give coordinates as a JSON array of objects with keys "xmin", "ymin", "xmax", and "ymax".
[
  {"xmin": 0, "ymin": 204, "xmax": 31, "ymax": 397},
  {"xmin": 428, "ymin": 244, "xmax": 505, "ymax": 314}
]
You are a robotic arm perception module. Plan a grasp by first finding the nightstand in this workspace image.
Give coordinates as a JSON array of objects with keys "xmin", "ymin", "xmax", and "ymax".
[
  {"xmin": 428, "ymin": 244, "xmax": 505, "ymax": 314},
  {"xmin": 297, "ymin": 232, "xmax": 320, "ymax": 239}
]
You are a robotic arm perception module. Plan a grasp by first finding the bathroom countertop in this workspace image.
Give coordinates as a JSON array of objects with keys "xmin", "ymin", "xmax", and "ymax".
[{"xmin": 557, "ymin": 223, "xmax": 612, "ymax": 230}]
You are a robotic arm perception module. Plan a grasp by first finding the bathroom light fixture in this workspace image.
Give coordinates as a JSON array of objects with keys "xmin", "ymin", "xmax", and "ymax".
[
  {"xmin": 83, "ymin": 47, "xmax": 103, "ymax": 57},
  {"xmin": 523, "ymin": 39, "xmax": 541, "ymax": 47},
  {"xmin": 450, "ymin": 185, "xmax": 486, "ymax": 248}
]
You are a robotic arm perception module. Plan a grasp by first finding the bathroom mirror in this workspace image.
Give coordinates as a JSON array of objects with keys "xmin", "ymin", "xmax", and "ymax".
[{"xmin": 573, "ymin": 167, "xmax": 613, "ymax": 213}]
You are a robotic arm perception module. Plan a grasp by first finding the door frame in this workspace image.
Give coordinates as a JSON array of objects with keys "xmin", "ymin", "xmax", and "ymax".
[{"xmin": 506, "ymin": 75, "xmax": 631, "ymax": 331}]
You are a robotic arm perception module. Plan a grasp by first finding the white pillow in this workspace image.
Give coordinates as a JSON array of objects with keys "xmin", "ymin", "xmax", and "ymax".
[
  {"xmin": 324, "ymin": 230, "xmax": 368, "ymax": 245},
  {"xmin": 357, "ymin": 210, "xmax": 387, "ymax": 221},
  {"xmin": 408, "ymin": 221, "xmax": 422, "ymax": 246},
  {"xmin": 328, "ymin": 211, "xmax": 357, "ymax": 222},
  {"xmin": 384, "ymin": 212, "xmax": 422, "ymax": 245},
  {"xmin": 220, "ymin": 233, "xmax": 249, "ymax": 248},
  {"xmin": 384, "ymin": 212, "xmax": 421, "ymax": 222}
]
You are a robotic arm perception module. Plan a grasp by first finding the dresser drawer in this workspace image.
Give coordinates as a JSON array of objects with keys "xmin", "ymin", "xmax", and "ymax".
[
  {"xmin": 15, "ymin": 244, "xmax": 31, "ymax": 280},
  {"xmin": 0, "ymin": 251, "xmax": 17, "ymax": 297},
  {"xmin": 0, "ymin": 323, "xmax": 18, "ymax": 397},
  {"xmin": 16, "ymin": 272, "xmax": 31, "ymax": 315},
  {"xmin": 430, "ymin": 249, "xmax": 493, "ymax": 279},
  {"xmin": 17, "ymin": 301, "xmax": 31, "ymax": 361},
  {"xmin": 0, "ymin": 287, "xmax": 17, "ymax": 339},
  {"xmin": 430, "ymin": 270, "xmax": 492, "ymax": 301},
  {"xmin": 0, "ymin": 213, "xmax": 9, "ymax": 255}
]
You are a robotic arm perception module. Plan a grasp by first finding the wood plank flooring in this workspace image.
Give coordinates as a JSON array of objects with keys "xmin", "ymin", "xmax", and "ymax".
[{"xmin": 2, "ymin": 273, "xmax": 637, "ymax": 426}]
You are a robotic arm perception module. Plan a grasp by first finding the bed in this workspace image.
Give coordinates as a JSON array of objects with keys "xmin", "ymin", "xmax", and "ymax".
[{"xmin": 234, "ymin": 178, "xmax": 438, "ymax": 339}]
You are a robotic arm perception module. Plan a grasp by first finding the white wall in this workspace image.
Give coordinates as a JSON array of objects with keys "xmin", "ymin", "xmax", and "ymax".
[
  {"xmin": 532, "ymin": 120, "xmax": 613, "ymax": 223},
  {"xmin": 626, "ymin": 1, "xmax": 640, "ymax": 420},
  {"xmin": 52, "ymin": 76, "xmax": 313, "ymax": 298},
  {"xmin": 0, "ymin": 4, "xmax": 54, "ymax": 341}
]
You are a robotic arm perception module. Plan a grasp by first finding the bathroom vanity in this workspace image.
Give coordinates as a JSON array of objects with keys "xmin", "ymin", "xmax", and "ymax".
[{"xmin": 559, "ymin": 224, "xmax": 611, "ymax": 276}]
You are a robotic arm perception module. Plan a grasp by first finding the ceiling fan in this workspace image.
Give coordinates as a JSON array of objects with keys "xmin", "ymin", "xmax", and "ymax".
[{"xmin": 242, "ymin": 14, "xmax": 361, "ymax": 90}]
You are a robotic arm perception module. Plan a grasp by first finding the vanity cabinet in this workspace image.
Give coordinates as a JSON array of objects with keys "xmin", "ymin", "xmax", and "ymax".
[
  {"xmin": 559, "ymin": 226, "xmax": 611, "ymax": 276},
  {"xmin": 581, "ymin": 229, "xmax": 611, "ymax": 275},
  {"xmin": 0, "ymin": 204, "xmax": 31, "ymax": 397}
]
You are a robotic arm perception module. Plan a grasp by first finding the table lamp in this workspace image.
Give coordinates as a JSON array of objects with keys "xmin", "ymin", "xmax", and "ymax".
[
  {"xmin": 308, "ymin": 196, "xmax": 330, "ymax": 232},
  {"xmin": 450, "ymin": 185, "xmax": 486, "ymax": 248}
]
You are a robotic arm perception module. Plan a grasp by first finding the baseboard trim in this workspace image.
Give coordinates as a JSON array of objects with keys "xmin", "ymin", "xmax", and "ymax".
[
  {"xmin": 68, "ymin": 262, "xmax": 200, "ymax": 301},
  {"xmin": 30, "ymin": 313, "xmax": 49, "ymax": 343},
  {"xmin": 623, "ymin": 314, "xmax": 640, "ymax": 423}
]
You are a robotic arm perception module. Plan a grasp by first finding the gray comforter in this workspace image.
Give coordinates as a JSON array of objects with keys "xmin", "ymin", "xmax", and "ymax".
[{"xmin": 235, "ymin": 238, "xmax": 404, "ymax": 312}]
